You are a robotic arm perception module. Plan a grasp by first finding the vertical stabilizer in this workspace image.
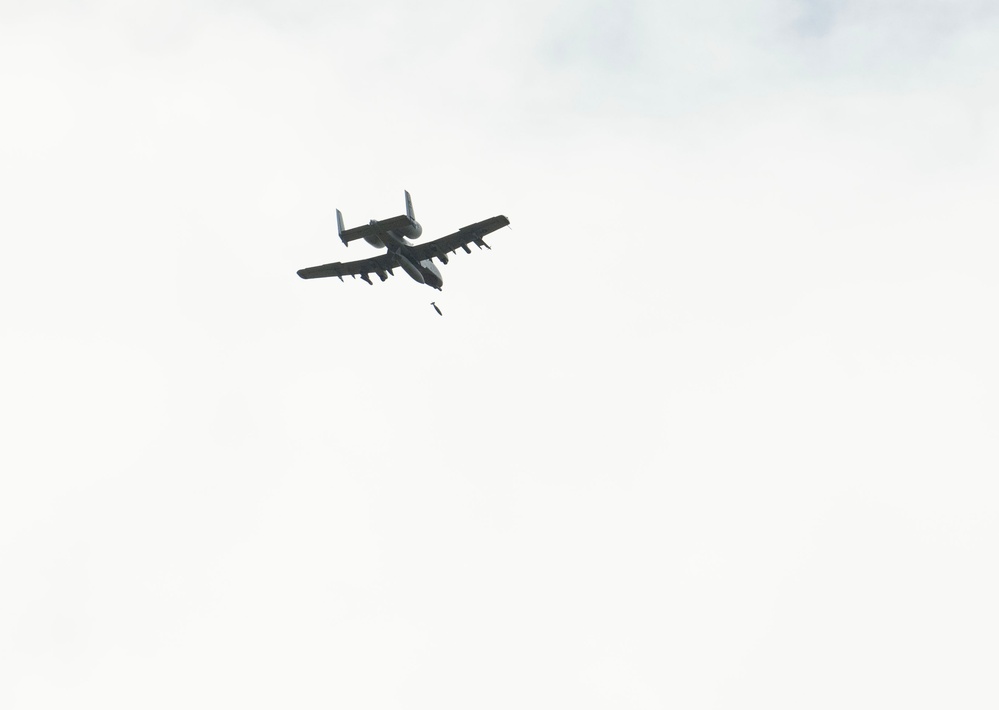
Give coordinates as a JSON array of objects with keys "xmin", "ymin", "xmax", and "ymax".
[
  {"xmin": 404, "ymin": 190, "xmax": 415, "ymax": 221},
  {"xmin": 336, "ymin": 208, "xmax": 347, "ymax": 245}
]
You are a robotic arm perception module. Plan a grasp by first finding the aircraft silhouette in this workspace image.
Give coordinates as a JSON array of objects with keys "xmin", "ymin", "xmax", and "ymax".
[{"xmin": 297, "ymin": 191, "xmax": 508, "ymax": 291}]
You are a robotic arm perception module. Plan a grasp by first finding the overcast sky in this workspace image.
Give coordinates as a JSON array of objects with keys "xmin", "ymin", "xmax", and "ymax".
[{"xmin": 2, "ymin": 1, "xmax": 998, "ymax": 707}]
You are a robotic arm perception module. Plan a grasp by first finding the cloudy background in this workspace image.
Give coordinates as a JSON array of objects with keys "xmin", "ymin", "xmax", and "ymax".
[{"xmin": 2, "ymin": 0, "xmax": 998, "ymax": 707}]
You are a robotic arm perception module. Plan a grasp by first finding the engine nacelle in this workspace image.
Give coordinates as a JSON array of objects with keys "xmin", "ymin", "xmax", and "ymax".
[
  {"xmin": 406, "ymin": 221, "xmax": 423, "ymax": 240},
  {"xmin": 364, "ymin": 219, "xmax": 386, "ymax": 249}
]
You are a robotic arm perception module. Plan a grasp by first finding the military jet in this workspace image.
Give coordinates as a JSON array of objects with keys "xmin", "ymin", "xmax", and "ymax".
[{"xmin": 297, "ymin": 191, "xmax": 509, "ymax": 290}]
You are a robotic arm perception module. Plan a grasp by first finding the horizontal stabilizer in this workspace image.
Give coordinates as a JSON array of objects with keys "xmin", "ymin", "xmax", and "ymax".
[{"xmin": 339, "ymin": 215, "xmax": 415, "ymax": 245}]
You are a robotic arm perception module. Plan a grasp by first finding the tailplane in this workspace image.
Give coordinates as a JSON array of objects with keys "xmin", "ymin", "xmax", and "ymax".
[{"xmin": 337, "ymin": 194, "xmax": 421, "ymax": 247}]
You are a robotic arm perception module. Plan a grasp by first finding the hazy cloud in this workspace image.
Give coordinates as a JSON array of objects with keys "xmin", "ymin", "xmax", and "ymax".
[{"xmin": 2, "ymin": 2, "xmax": 998, "ymax": 708}]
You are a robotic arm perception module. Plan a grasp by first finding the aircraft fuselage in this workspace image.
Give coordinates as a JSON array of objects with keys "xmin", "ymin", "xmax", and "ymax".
[
  {"xmin": 396, "ymin": 250, "xmax": 443, "ymax": 289},
  {"xmin": 363, "ymin": 221, "xmax": 443, "ymax": 290}
]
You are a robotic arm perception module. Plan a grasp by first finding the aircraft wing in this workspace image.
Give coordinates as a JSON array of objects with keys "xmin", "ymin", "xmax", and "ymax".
[
  {"xmin": 297, "ymin": 253, "xmax": 398, "ymax": 284},
  {"xmin": 407, "ymin": 215, "xmax": 510, "ymax": 262},
  {"xmin": 339, "ymin": 215, "xmax": 415, "ymax": 245}
]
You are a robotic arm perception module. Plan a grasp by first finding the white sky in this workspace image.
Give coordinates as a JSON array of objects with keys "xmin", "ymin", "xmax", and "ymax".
[{"xmin": 2, "ymin": 1, "xmax": 998, "ymax": 707}]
